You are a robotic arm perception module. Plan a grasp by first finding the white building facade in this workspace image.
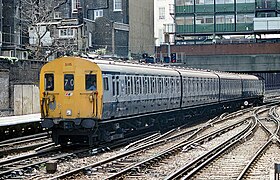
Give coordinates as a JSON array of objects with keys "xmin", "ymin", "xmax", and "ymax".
[{"xmin": 154, "ymin": 0, "xmax": 175, "ymax": 47}]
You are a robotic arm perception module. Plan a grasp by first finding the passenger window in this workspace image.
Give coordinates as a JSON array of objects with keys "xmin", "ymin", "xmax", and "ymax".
[
  {"xmin": 158, "ymin": 78, "xmax": 161, "ymax": 94},
  {"xmin": 45, "ymin": 74, "xmax": 54, "ymax": 91},
  {"xmin": 116, "ymin": 76, "xmax": 120, "ymax": 96},
  {"xmin": 140, "ymin": 77, "xmax": 142, "ymax": 94},
  {"xmin": 125, "ymin": 76, "xmax": 128, "ymax": 94},
  {"xmin": 165, "ymin": 78, "xmax": 168, "ymax": 94},
  {"xmin": 127, "ymin": 77, "xmax": 131, "ymax": 95},
  {"xmin": 131, "ymin": 76, "xmax": 134, "ymax": 94},
  {"xmin": 147, "ymin": 77, "xmax": 150, "ymax": 94},
  {"xmin": 152, "ymin": 78, "xmax": 156, "ymax": 93},
  {"xmin": 112, "ymin": 76, "xmax": 116, "ymax": 96},
  {"xmin": 64, "ymin": 74, "xmax": 74, "ymax": 91},
  {"xmin": 85, "ymin": 74, "xmax": 97, "ymax": 91},
  {"xmin": 144, "ymin": 77, "xmax": 148, "ymax": 94},
  {"xmin": 103, "ymin": 77, "xmax": 109, "ymax": 91}
]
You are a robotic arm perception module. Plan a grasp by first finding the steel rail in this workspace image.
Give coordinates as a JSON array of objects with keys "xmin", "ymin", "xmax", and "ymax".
[
  {"xmin": 236, "ymin": 105, "xmax": 280, "ymax": 179},
  {"xmin": 105, "ymin": 118, "xmax": 250, "ymax": 179},
  {"xmin": 165, "ymin": 117, "xmax": 256, "ymax": 180}
]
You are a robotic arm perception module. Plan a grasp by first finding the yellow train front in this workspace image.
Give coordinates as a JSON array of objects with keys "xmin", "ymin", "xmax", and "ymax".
[{"xmin": 40, "ymin": 56, "xmax": 104, "ymax": 145}]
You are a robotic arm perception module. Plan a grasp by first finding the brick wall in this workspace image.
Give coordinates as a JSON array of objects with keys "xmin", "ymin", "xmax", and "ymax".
[{"xmin": 157, "ymin": 43, "xmax": 280, "ymax": 56}]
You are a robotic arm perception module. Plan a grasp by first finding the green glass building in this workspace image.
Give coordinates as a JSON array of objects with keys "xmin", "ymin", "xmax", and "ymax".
[{"xmin": 175, "ymin": 0, "xmax": 280, "ymax": 40}]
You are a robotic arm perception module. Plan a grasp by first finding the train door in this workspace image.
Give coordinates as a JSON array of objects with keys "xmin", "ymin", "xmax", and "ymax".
[
  {"xmin": 62, "ymin": 73, "xmax": 77, "ymax": 119},
  {"xmin": 79, "ymin": 73, "xmax": 98, "ymax": 118}
]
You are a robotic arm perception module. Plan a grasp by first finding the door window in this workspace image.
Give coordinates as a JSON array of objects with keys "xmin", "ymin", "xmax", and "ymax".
[{"xmin": 64, "ymin": 74, "xmax": 74, "ymax": 91}]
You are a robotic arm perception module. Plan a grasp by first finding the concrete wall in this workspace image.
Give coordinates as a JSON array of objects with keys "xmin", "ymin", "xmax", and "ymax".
[
  {"xmin": 178, "ymin": 54, "xmax": 280, "ymax": 72},
  {"xmin": 14, "ymin": 85, "xmax": 40, "ymax": 115},
  {"xmin": 129, "ymin": 0, "xmax": 155, "ymax": 56},
  {"xmin": 0, "ymin": 70, "xmax": 10, "ymax": 116},
  {"xmin": 157, "ymin": 43, "xmax": 280, "ymax": 72},
  {"xmin": 0, "ymin": 60, "xmax": 44, "ymax": 116}
]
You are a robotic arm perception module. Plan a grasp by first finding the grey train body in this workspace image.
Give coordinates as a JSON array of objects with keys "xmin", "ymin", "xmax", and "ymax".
[{"xmin": 98, "ymin": 61, "xmax": 264, "ymax": 120}]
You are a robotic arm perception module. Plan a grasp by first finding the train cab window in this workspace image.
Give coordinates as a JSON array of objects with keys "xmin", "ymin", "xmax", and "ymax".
[
  {"xmin": 64, "ymin": 74, "xmax": 74, "ymax": 91},
  {"xmin": 85, "ymin": 74, "xmax": 97, "ymax": 91},
  {"xmin": 45, "ymin": 74, "xmax": 54, "ymax": 91}
]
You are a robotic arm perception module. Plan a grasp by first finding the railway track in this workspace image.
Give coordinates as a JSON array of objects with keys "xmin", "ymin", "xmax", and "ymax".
[
  {"xmin": 1, "ymin": 103, "xmax": 277, "ymax": 179},
  {"xmin": 0, "ymin": 132, "xmax": 52, "ymax": 158},
  {"xmin": 0, "ymin": 131, "xmax": 160, "ymax": 179},
  {"xmin": 172, "ymin": 105, "xmax": 278, "ymax": 180},
  {"xmin": 44, "ymin": 108, "xmax": 252, "ymax": 179},
  {"xmin": 237, "ymin": 105, "xmax": 280, "ymax": 180}
]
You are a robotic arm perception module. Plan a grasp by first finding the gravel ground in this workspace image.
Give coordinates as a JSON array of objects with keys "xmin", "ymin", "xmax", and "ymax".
[{"xmin": 190, "ymin": 125, "xmax": 269, "ymax": 180}]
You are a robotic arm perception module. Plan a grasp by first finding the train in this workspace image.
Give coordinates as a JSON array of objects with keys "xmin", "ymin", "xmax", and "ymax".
[{"xmin": 40, "ymin": 56, "xmax": 264, "ymax": 146}]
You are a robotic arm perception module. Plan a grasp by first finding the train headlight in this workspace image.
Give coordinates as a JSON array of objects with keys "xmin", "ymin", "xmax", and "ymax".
[{"xmin": 66, "ymin": 109, "xmax": 72, "ymax": 116}]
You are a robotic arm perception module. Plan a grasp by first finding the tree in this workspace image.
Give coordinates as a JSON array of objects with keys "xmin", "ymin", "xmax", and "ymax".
[{"xmin": 20, "ymin": 0, "xmax": 68, "ymax": 61}]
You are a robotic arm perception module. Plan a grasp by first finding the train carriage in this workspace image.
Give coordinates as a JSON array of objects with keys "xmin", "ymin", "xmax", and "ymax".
[
  {"xmin": 40, "ymin": 56, "xmax": 264, "ymax": 146},
  {"xmin": 178, "ymin": 69, "xmax": 220, "ymax": 107},
  {"xmin": 239, "ymin": 74, "xmax": 264, "ymax": 99},
  {"xmin": 98, "ymin": 60, "xmax": 181, "ymax": 119}
]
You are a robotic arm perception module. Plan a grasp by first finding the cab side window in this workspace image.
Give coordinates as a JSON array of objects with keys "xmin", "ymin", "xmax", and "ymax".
[
  {"xmin": 45, "ymin": 74, "xmax": 54, "ymax": 91},
  {"xmin": 64, "ymin": 74, "xmax": 74, "ymax": 91},
  {"xmin": 86, "ymin": 74, "xmax": 97, "ymax": 91}
]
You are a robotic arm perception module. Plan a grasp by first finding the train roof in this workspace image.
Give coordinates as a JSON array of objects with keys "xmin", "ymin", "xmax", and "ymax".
[
  {"xmin": 93, "ymin": 59, "xmax": 180, "ymax": 76},
  {"xmin": 90, "ymin": 58, "xmax": 220, "ymax": 78},
  {"xmin": 238, "ymin": 74, "xmax": 261, "ymax": 80},
  {"xmin": 48, "ymin": 57, "xmax": 260, "ymax": 80}
]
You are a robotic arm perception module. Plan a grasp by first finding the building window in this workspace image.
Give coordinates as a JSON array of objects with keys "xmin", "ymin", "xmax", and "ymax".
[
  {"xmin": 224, "ymin": 0, "xmax": 234, "ymax": 3},
  {"xmin": 237, "ymin": 14, "xmax": 245, "ymax": 23},
  {"xmin": 216, "ymin": 15, "xmax": 225, "ymax": 24},
  {"xmin": 72, "ymin": 0, "xmax": 80, "ymax": 13},
  {"xmin": 59, "ymin": 28, "xmax": 75, "ymax": 38},
  {"xmin": 205, "ymin": 0, "xmax": 214, "ymax": 4},
  {"xmin": 54, "ymin": 12, "xmax": 62, "ymax": 19},
  {"xmin": 88, "ymin": 32, "xmax": 92, "ymax": 47},
  {"xmin": 196, "ymin": 16, "xmax": 214, "ymax": 24},
  {"xmin": 225, "ymin": 15, "xmax": 235, "ymax": 23},
  {"xmin": 177, "ymin": 0, "xmax": 193, "ymax": 5},
  {"xmin": 159, "ymin": 7, "xmax": 165, "ymax": 19},
  {"xmin": 196, "ymin": 0, "xmax": 203, "ymax": 4},
  {"xmin": 94, "ymin": 10, "xmax": 103, "ymax": 20},
  {"xmin": 114, "ymin": 0, "xmax": 122, "ymax": 11}
]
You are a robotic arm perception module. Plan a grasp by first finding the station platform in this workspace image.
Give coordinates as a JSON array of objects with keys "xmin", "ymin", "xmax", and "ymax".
[
  {"xmin": 0, "ymin": 113, "xmax": 41, "ymax": 127},
  {"xmin": 0, "ymin": 113, "xmax": 42, "ymax": 141}
]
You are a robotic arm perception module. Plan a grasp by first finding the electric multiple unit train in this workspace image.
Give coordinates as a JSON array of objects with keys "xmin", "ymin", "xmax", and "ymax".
[{"xmin": 40, "ymin": 56, "xmax": 264, "ymax": 146}]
